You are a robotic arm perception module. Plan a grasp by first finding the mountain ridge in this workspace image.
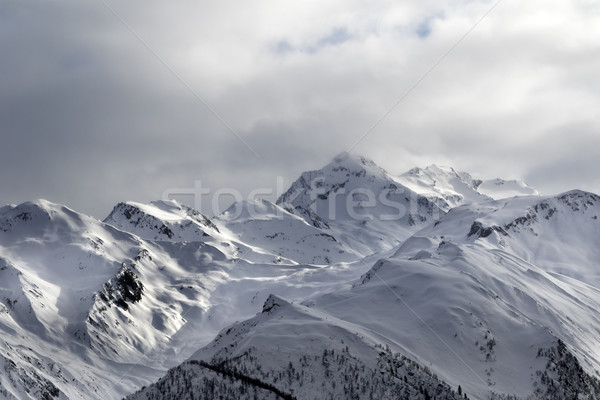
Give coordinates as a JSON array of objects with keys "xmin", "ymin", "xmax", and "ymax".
[{"xmin": 1, "ymin": 153, "xmax": 598, "ymax": 400}]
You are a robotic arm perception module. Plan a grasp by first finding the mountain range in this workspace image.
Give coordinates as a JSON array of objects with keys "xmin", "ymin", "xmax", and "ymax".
[{"xmin": 1, "ymin": 152, "xmax": 598, "ymax": 399}]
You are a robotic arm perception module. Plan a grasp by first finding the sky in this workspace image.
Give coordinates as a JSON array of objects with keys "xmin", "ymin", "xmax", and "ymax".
[{"xmin": 1, "ymin": 0, "xmax": 599, "ymax": 218}]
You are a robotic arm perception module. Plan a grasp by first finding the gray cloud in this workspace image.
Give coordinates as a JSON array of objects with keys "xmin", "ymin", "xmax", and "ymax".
[{"xmin": 1, "ymin": 0, "xmax": 599, "ymax": 218}]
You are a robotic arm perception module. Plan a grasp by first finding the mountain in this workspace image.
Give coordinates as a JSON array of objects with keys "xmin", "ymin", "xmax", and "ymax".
[
  {"xmin": 2, "ymin": 153, "xmax": 599, "ymax": 400},
  {"xmin": 103, "ymin": 200, "xmax": 220, "ymax": 242},
  {"xmin": 103, "ymin": 198, "xmax": 359, "ymax": 266},
  {"xmin": 0, "ymin": 199, "xmax": 235, "ymax": 398},
  {"xmin": 277, "ymin": 153, "xmax": 446, "ymax": 255},
  {"xmin": 276, "ymin": 153, "xmax": 539, "ymax": 256},
  {"xmin": 427, "ymin": 190, "xmax": 600, "ymax": 285},
  {"xmin": 128, "ymin": 295, "xmax": 465, "ymax": 400},
  {"xmin": 311, "ymin": 217, "xmax": 600, "ymax": 398},
  {"xmin": 477, "ymin": 178, "xmax": 539, "ymax": 199},
  {"xmin": 132, "ymin": 189, "xmax": 600, "ymax": 400},
  {"xmin": 0, "ymin": 196, "xmax": 377, "ymax": 399},
  {"xmin": 395, "ymin": 165, "xmax": 538, "ymax": 210},
  {"xmin": 211, "ymin": 199, "xmax": 361, "ymax": 264}
]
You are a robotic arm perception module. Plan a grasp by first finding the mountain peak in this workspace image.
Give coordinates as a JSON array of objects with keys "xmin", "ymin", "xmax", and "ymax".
[
  {"xmin": 329, "ymin": 152, "xmax": 388, "ymax": 177},
  {"xmin": 332, "ymin": 151, "xmax": 351, "ymax": 163},
  {"xmin": 0, "ymin": 199, "xmax": 88, "ymax": 234},
  {"xmin": 276, "ymin": 153, "xmax": 393, "ymax": 209},
  {"xmin": 332, "ymin": 151, "xmax": 378, "ymax": 168},
  {"xmin": 103, "ymin": 200, "xmax": 219, "ymax": 241},
  {"xmin": 396, "ymin": 165, "xmax": 487, "ymax": 210},
  {"xmin": 397, "ymin": 164, "xmax": 541, "ymax": 209},
  {"xmin": 275, "ymin": 154, "xmax": 445, "ymax": 254},
  {"xmin": 408, "ymin": 164, "xmax": 458, "ymax": 177},
  {"xmin": 477, "ymin": 177, "xmax": 539, "ymax": 198}
]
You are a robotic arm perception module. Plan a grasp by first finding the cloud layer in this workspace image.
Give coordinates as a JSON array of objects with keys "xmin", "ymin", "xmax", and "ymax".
[{"xmin": 1, "ymin": 0, "xmax": 599, "ymax": 217}]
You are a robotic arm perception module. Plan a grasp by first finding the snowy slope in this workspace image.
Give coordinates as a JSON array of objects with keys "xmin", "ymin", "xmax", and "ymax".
[
  {"xmin": 477, "ymin": 178, "xmax": 539, "ymax": 199},
  {"xmin": 0, "ymin": 200, "xmax": 241, "ymax": 398},
  {"xmin": 422, "ymin": 190, "xmax": 600, "ymax": 285},
  {"xmin": 277, "ymin": 153, "xmax": 446, "ymax": 255},
  {"xmin": 132, "ymin": 211, "xmax": 600, "ymax": 399},
  {"xmin": 0, "ymin": 199, "xmax": 378, "ymax": 399},
  {"xmin": 0, "ymin": 200, "xmax": 164, "ymax": 399},
  {"xmin": 396, "ymin": 165, "xmax": 492, "ymax": 210},
  {"xmin": 312, "ymin": 240, "xmax": 600, "ymax": 399},
  {"xmin": 128, "ymin": 295, "xmax": 465, "ymax": 400},
  {"xmin": 313, "ymin": 189, "xmax": 600, "ymax": 398},
  {"xmin": 103, "ymin": 200, "xmax": 220, "ymax": 242},
  {"xmin": 396, "ymin": 165, "xmax": 539, "ymax": 210},
  {"xmin": 0, "ymin": 154, "xmax": 597, "ymax": 400},
  {"xmin": 212, "ymin": 199, "xmax": 361, "ymax": 264},
  {"xmin": 128, "ymin": 163, "xmax": 600, "ymax": 399}
]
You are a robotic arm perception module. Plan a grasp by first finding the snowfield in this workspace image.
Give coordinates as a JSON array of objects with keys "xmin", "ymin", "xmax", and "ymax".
[{"xmin": 1, "ymin": 153, "xmax": 599, "ymax": 399}]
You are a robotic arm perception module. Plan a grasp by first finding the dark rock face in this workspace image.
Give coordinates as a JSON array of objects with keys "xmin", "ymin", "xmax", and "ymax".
[{"xmin": 99, "ymin": 264, "xmax": 144, "ymax": 311}]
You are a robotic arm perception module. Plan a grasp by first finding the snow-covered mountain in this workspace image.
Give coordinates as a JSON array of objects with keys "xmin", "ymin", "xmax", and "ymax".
[
  {"xmin": 103, "ymin": 200, "xmax": 221, "ymax": 242},
  {"xmin": 127, "ymin": 186, "xmax": 600, "ymax": 400},
  {"xmin": 128, "ymin": 295, "xmax": 466, "ymax": 400},
  {"xmin": 211, "ymin": 199, "xmax": 361, "ymax": 264},
  {"xmin": 276, "ymin": 153, "xmax": 539, "ymax": 256},
  {"xmin": 277, "ymin": 153, "xmax": 445, "ymax": 255},
  {"xmin": 0, "ymin": 195, "xmax": 377, "ymax": 398},
  {"xmin": 0, "ymin": 199, "xmax": 233, "ymax": 398},
  {"xmin": 396, "ymin": 164, "xmax": 538, "ymax": 210},
  {"xmin": 1, "ymin": 153, "xmax": 599, "ymax": 400}
]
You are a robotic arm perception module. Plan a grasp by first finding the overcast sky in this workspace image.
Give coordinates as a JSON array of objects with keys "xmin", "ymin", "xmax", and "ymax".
[{"xmin": 1, "ymin": 0, "xmax": 599, "ymax": 218}]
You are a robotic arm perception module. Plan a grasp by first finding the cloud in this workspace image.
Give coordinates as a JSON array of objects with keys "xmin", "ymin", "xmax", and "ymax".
[
  {"xmin": 414, "ymin": 13, "xmax": 444, "ymax": 39},
  {"xmin": 1, "ymin": 0, "xmax": 599, "ymax": 218},
  {"xmin": 312, "ymin": 27, "xmax": 353, "ymax": 50}
]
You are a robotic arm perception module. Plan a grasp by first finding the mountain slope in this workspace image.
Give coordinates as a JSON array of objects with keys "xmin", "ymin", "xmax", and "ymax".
[
  {"xmin": 128, "ymin": 295, "xmax": 465, "ymax": 400},
  {"xmin": 132, "ymin": 230, "xmax": 600, "ymax": 399},
  {"xmin": 312, "ymin": 240, "xmax": 600, "ymax": 399},
  {"xmin": 1, "ymin": 154, "xmax": 597, "ymax": 400},
  {"xmin": 103, "ymin": 200, "xmax": 220, "ymax": 242},
  {"xmin": 396, "ymin": 165, "xmax": 492, "ymax": 210},
  {"xmin": 423, "ymin": 190, "xmax": 600, "ymax": 285},
  {"xmin": 0, "ymin": 198, "xmax": 378, "ymax": 399},
  {"xmin": 130, "ymin": 188, "xmax": 600, "ymax": 399},
  {"xmin": 396, "ymin": 165, "xmax": 539, "ymax": 211},
  {"xmin": 277, "ymin": 153, "xmax": 446, "ymax": 255},
  {"xmin": 276, "ymin": 153, "xmax": 539, "ymax": 256},
  {"xmin": 0, "ymin": 200, "xmax": 246, "ymax": 398},
  {"xmin": 212, "ymin": 199, "xmax": 361, "ymax": 264}
]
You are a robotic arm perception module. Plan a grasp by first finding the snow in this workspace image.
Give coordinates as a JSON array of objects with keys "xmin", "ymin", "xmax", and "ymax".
[
  {"xmin": 478, "ymin": 178, "xmax": 540, "ymax": 199},
  {"xmin": 0, "ymin": 197, "xmax": 379, "ymax": 399},
  {"xmin": 212, "ymin": 199, "xmax": 361, "ymax": 264},
  {"xmin": 396, "ymin": 164, "xmax": 491, "ymax": 209},
  {"xmin": 1, "ymin": 154, "xmax": 599, "ymax": 400}
]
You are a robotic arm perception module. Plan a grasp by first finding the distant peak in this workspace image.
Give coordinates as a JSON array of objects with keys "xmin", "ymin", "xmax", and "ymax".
[
  {"xmin": 333, "ymin": 151, "xmax": 350, "ymax": 163},
  {"xmin": 22, "ymin": 198, "xmax": 64, "ymax": 211},
  {"xmin": 277, "ymin": 152, "xmax": 392, "ymax": 207},
  {"xmin": 332, "ymin": 152, "xmax": 377, "ymax": 168},
  {"xmin": 103, "ymin": 199, "xmax": 218, "ymax": 236},
  {"xmin": 407, "ymin": 167, "xmax": 423, "ymax": 175},
  {"xmin": 149, "ymin": 199, "xmax": 181, "ymax": 209},
  {"xmin": 555, "ymin": 190, "xmax": 600, "ymax": 204},
  {"xmin": 2, "ymin": 199, "xmax": 72, "ymax": 218},
  {"xmin": 325, "ymin": 152, "xmax": 388, "ymax": 180},
  {"xmin": 406, "ymin": 165, "xmax": 457, "ymax": 177},
  {"xmin": 423, "ymin": 165, "xmax": 458, "ymax": 175}
]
